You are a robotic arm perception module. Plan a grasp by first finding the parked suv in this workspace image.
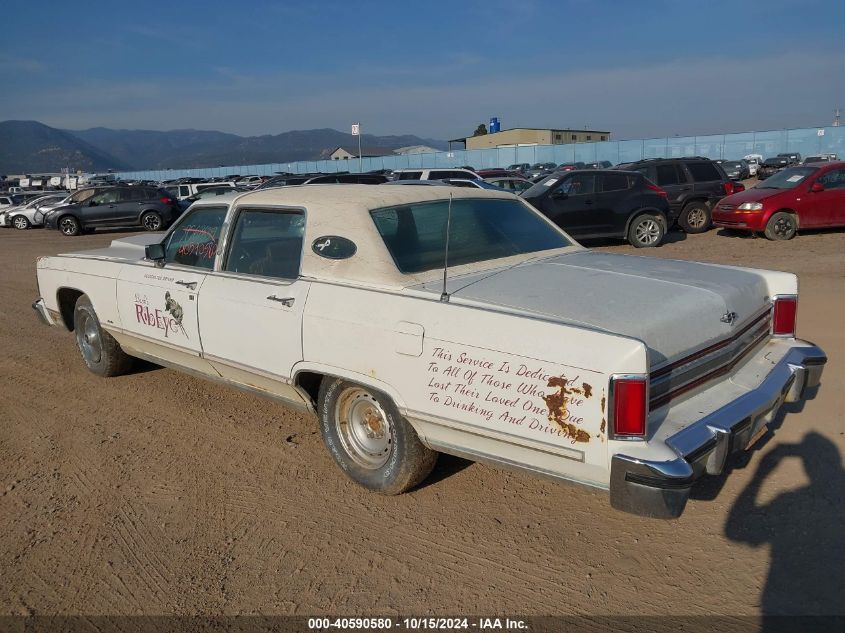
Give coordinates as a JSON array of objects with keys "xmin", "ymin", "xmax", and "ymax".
[
  {"xmin": 617, "ymin": 157, "xmax": 734, "ymax": 233},
  {"xmin": 757, "ymin": 157, "xmax": 791, "ymax": 180},
  {"xmin": 392, "ymin": 168, "xmax": 479, "ymax": 181},
  {"xmin": 43, "ymin": 186, "xmax": 180, "ymax": 236},
  {"xmin": 520, "ymin": 169, "xmax": 671, "ymax": 248}
]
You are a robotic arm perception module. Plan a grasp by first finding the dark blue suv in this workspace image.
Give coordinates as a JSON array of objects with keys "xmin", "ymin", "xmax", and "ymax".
[{"xmin": 44, "ymin": 186, "xmax": 181, "ymax": 236}]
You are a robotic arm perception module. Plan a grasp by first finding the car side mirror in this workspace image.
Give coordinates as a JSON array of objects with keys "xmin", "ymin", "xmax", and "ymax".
[
  {"xmin": 88, "ymin": 200, "xmax": 98, "ymax": 206},
  {"xmin": 145, "ymin": 243, "xmax": 165, "ymax": 262},
  {"xmin": 810, "ymin": 182, "xmax": 825, "ymax": 193}
]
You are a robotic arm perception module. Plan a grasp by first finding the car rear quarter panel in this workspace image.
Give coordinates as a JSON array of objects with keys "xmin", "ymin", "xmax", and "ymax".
[
  {"xmin": 300, "ymin": 282, "xmax": 649, "ymax": 487},
  {"xmin": 38, "ymin": 256, "xmax": 124, "ymax": 328}
]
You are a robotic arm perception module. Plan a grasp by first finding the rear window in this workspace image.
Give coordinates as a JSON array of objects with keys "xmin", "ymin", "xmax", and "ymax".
[
  {"xmin": 685, "ymin": 162, "xmax": 722, "ymax": 182},
  {"xmin": 370, "ymin": 198, "xmax": 569, "ymax": 274},
  {"xmin": 599, "ymin": 173, "xmax": 631, "ymax": 192}
]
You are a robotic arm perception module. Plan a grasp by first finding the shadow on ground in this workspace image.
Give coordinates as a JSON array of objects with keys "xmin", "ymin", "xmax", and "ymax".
[{"xmin": 724, "ymin": 431, "xmax": 845, "ymax": 621}]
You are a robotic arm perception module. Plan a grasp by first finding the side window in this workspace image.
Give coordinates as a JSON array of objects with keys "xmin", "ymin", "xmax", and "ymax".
[
  {"xmin": 599, "ymin": 173, "xmax": 629, "ymax": 192},
  {"xmin": 89, "ymin": 190, "xmax": 120, "ymax": 205},
  {"xmin": 819, "ymin": 169, "xmax": 845, "ymax": 189},
  {"xmin": 179, "ymin": 185, "xmax": 191, "ymax": 197},
  {"xmin": 224, "ymin": 208, "xmax": 305, "ymax": 280},
  {"xmin": 655, "ymin": 164, "xmax": 681, "ymax": 186},
  {"xmin": 120, "ymin": 188, "xmax": 147, "ymax": 202},
  {"xmin": 554, "ymin": 173, "xmax": 595, "ymax": 196},
  {"xmin": 397, "ymin": 171, "xmax": 422, "ymax": 181},
  {"xmin": 685, "ymin": 162, "xmax": 721, "ymax": 182},
  {"xmin": 163, "ymin": 206, "xmax": 227, "ymax": 269}
]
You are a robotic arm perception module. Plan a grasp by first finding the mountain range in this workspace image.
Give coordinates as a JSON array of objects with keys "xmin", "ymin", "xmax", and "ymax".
[{"xmin": 0, "ymin": 120, "xmax": 448, "ymax": 174}]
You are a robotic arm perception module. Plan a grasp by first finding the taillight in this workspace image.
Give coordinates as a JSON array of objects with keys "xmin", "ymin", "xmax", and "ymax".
[
  {"xmin": 610, "ymin": 376, "xmax": 648, "ymax": 438},
  {"xmin": 160, "ymin": 197, "xmax": 173, "ymax": 204},
  {"xmin": 724, "ymin": 181, "xmax": 735, "ymax": 195},
  {"xmin": 772, "ymin": 296, "xmax": 797, "ymax": 336},
  {"xmin": 734, "ymin": 182, "xmax": 746, "ymax": 193},
  {"xmin": 644, "ymin": 182, "xmax": 668, "ymax": 197}
]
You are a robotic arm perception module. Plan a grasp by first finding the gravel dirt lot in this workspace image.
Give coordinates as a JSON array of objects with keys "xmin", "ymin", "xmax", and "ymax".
[{"xmin": 1, "ymin": 218, "xmax": 843, "ymax": 619}]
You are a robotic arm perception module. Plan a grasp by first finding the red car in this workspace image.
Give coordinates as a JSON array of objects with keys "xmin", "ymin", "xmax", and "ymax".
[{"xmin": 713, "ymin": 161, "xmax": 845, "ymax": 240}]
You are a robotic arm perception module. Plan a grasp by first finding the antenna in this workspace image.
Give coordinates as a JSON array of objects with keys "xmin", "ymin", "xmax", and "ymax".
[{"xmin": 440, "ymin": 193, "xmax": 453, "ymax": 303}]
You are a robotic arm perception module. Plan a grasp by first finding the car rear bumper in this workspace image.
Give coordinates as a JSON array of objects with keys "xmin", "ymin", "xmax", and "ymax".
[{"xmin": 609, "ymin": 342, "xmax": 826, "ymax": 518}]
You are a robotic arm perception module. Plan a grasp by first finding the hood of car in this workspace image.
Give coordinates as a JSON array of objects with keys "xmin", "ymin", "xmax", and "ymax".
[
  {"xmin": 719, "ymin": 187, "xmax": 794, "ymax": 205},
  {"xmin": 410, "ymin": 251, "xmax": 770, "ymax": 367}
]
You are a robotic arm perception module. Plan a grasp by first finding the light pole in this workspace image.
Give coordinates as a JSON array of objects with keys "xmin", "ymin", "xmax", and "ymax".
[{"xmin": 352, "ymin": 123, "xmax": 362, "ymax": 173}]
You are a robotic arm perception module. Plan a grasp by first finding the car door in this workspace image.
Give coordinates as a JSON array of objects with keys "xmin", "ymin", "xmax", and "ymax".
[
  {"xmin": 116, "ymin": 187, "xmax": 146, "ymax": 223},
  {"xmin": 642, "ymin": 163, "xmax": 688, "ymax": 213},
  {"xmin": 115, "ymin": 205, "xmax": 227, "ymax": 371},
  {"xmin": 539, "ymin": 172, "xmax": 597, "ymax": 236},
  {"xmin": 196, "ymin": 206, "xmax": 309, "ymax": 403},
  {"xmin": 81, "ymin": 189, "xmax": 122, "ymax": 226},
  {"xmin": 812, "ymin": 167, "xmax": 845, "ymax": 226},
  {"xmin": 593, "ymin": 172, "xmax": 631, "ymax": 235}
]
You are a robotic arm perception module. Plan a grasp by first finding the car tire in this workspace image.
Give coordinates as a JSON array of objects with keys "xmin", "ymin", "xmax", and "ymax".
[
  {"xmin": 141, "ymin": 211, "xmax": 163, "ymax": 231},
  {"xmin": 58, "ymin": 215, "xmax": 81, "ymax": 236},
  {"xmin": 628, "ymin": 213, "xmax": 665, "ymax": 248},
  {"xmin": 12, "ymin": 215, "xmax": 31, "ymax": 230},
  {"xmin": 318, "ymin": 377, "xmax": 437, "ymax": 495},
  {"xmin": 764, "ymin": 212, "xmax": 798, "ymax": 241},
  {"xmin": 73, "ymin": 295, "xmax": 134, "ymax": 377},
  {"xmin": 679, "ymin": 202, "xmax": 711, "ymax": 233}
]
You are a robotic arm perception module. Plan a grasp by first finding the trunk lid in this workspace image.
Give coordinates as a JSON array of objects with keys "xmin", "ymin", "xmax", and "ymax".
[{"xmin": 412, "ymin": 251, "xmax": 770, "ymax": 367}]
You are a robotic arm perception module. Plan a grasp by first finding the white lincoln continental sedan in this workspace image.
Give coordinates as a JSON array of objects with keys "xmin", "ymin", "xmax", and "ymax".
[{"xmin": 32, "ymin": 185, "xmax": 826, "ymax": 517}]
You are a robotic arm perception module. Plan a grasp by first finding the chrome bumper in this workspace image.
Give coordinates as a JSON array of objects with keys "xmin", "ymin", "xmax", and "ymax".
[
  {"xmin": 610, "ymin": 343, "xmax": 826, "ymax": 518},
  {"xmin": 32, "ymin": 298, "xmax": 56, "ymax": 327}
]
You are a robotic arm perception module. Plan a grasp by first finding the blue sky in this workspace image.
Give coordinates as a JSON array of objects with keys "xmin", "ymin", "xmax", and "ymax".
[{"xmin": 2, "ymin": 0, "xmax": 844, "ymax": 139}]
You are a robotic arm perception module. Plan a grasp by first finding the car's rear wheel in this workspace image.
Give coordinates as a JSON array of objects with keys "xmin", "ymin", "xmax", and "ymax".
[
  {"xmin": 12, "ymin": 215, "xmax": 30, "ymax": 230},
  {"xmin": 318, "ymin": 377, "xmax": 437, "ymax": 495},
  {"xmin": 73, "ymin": 295, "xmax": 134, "ymax": 377},
  {"xmin": 59, "ymin": 215, "xmax": 80, "ymax": 236},
  {"xmin": 628, "ymin": 214, "xmax": 665, "ymax": 248},
  {"xmin": 141, "ymin": 211, "xmax": 163, "ymax": 231},
  {"xmin": 679, "ymin": 202, "xmax": 711, "ymax": 233},
  {"xmin": 764, "ymin": 211, "xmax": 797, "ymax": 241}
]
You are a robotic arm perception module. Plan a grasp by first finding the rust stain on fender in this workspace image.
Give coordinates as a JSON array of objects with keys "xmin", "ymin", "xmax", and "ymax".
[
  {"xmin": 600, "ymin": 418, "xmax": 606, "ymax": 434},
  {"xmin": 543, "ymin": 376, "xmax": 590, "ymax": 443}
]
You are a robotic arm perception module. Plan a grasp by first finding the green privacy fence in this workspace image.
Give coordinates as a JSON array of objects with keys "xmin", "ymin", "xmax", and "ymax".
[{"xmin": 114, "ymin": 125, "xmax": 845, "ymax": 182}]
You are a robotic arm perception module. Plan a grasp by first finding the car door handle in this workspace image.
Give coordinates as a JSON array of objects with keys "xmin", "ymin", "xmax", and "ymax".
[
  {"xmin": 584, "ymin": 199, "xmax": 593, "ymax": 205},
  {"xmin": 175, "ymin": 280, "xmax": 197, "ymax": 289},
  {"xmin": 267, "ymin": 295, "xmax": 295, "ymax": 307}
]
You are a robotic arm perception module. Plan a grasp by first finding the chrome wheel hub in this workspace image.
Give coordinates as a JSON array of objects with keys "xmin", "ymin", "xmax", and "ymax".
[
  {"xmin": 335, "ymin": 388, "xmax": 393, "ymax": 469},
  {"xmin": 143, "ymin": 215, "xmax": 161, "ymax": 230},
  {"xmin": 635, "ymin": 219, "xmax": 661, "ymax": 244},
  {"xmin": 60, "ymin": 218, "xmax": 77, "ymax": 235},
  {"xmin": 687, "ymin": 208, "xmax": 707, "ymax": 228},
  {"xmin": 77, "ymin": 313, "xmax": 102, "ymax": 365}
]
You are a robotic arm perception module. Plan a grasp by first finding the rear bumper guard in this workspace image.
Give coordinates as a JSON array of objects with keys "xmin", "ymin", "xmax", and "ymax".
[
  {"xmin": 32, "ymin": 298, "xmax": 56, "ymax": 327},
  {"xmin": 610, "ymin": 343, "xmax": 826, "ymax": 518}
]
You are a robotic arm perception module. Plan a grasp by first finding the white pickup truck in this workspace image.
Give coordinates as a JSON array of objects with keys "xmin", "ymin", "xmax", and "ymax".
[{"xmin": 32, "ymin": 185, "xmax": 826, "ymax": 517}]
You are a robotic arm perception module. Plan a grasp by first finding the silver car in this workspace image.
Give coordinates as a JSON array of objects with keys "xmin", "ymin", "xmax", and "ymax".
[{"xmin": 3, "ymin": 193, "xmax": 69, "ymax": 229}]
